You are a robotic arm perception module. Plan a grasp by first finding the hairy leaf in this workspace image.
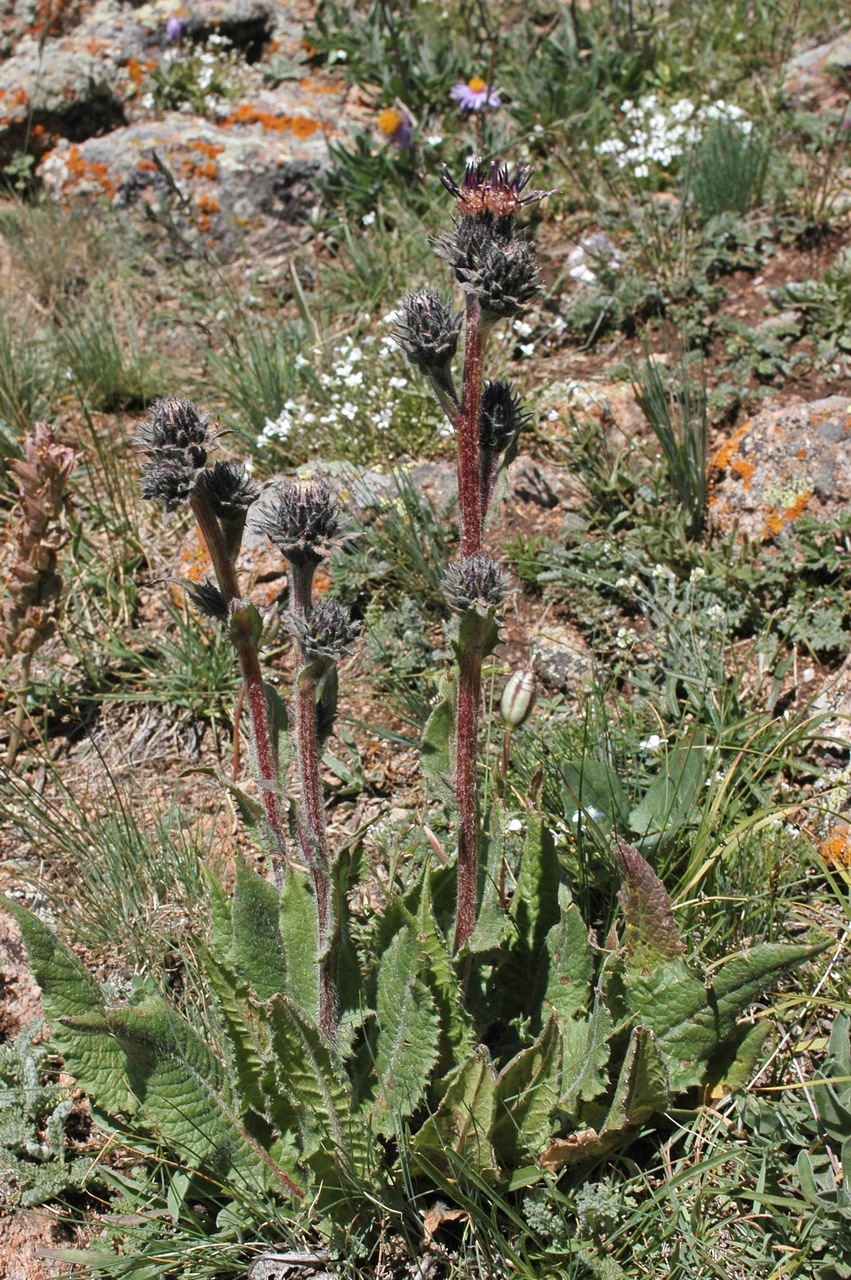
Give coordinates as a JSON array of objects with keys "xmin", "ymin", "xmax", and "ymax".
[
  {"xmin": 468, "ymin": 803, "xmax": 514, "ymax": 954},
  {"xmin": 626, "ymin": 943, "xmax": 822, "ymax": 1092},
  {"xmin": 493, "ymin": 1017, "xmax": 561, "ymax": 1165},
  {"xmin": 278, "ymin": 868, "xmax": 320, "ymax": 1021},
  {"xmin": 612, "ymin": 837, "xmax": 684, "ymax": 970},
  {"xmin": 232, "ymin": 858, "xmax": 286, "ymax": 1001},
  {"xmin": 265, "ymin": 995, "xmax": 367, "ymax": 1180},
  {"xmin": 420, "ymin": 672, "xmax": 456, "ymax": 801},
  {"xmin": 560, "ymin": 992, "xmax": 612, "ymax": 1113},
  {"xmin": 604, "ymin": 1026, "xmax": 669, "ymax": 1131},
  {"xmin": 371, "ymin": 929, "xmax": 440, "ymax": 1134},
  {"xmin": 544, "ymin": 886, "xmax": 595, "ymax": 1024},
  {"xmin": 3, "ymin": 900, "xmax": 132, "ymax": 1117},
  {"xmin": 405, "ymin": 872, "xmax": 474, "ymax": 1068},
  {"xmin": 413, "ymin": 1047, "xmax": 498, "ymax": 1177},
  {"xmin": 97, "ymin": 996, "xmax": 288, "ymax": 1194}
]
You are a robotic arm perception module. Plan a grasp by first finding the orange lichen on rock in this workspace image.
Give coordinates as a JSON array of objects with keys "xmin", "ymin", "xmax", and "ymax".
[
  {"xmin": 224, "ymin": 103, "xmax": 320, "ymax": 137},
  {"xmin": 127, "ymin": 58, "xmax": 145, "ymax": 90},
  {"xmin": 194, "ymin": 161, "xmax": 218, "ymax": 179},
  {"xmin": 191, "ymin": 139, "xmax": 224, "ymax": 159},
  {"xmin": 763, "ymin": 490, "xmax": 811, "ymax": 538},
  {"xmin": 710, "ymin": 422, "xmax": 752, "ymax": 476},
  {"xmin": 65, "ymin": 144, "xmax": 115, "ymax": 196},
  {"xmin": 197, "ymin": 194, "xmax": 220, "ymax": 214},
  {"xmin": 730, "ymin": 457, "xmax": 754, "ymax": 488},
  {"xmin": 820, "ymin": 827, "xmax": 851, "ymax": 875}
]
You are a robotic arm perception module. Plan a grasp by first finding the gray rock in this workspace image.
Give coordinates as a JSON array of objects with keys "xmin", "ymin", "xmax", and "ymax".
[
  {"xmin": 708, "ymin": 396, "xmax": 851, "ymax": 542},
  {"xmin": 0, "ymin": 36, "xmax": 127, "ymax": 162},
  {"xmin": 783, "ymin": 30, "xmax": 851, "ymax": 108},
  {"xmin": 38, "ymin": 96, "xmax": 338, "ymax": 255},
  {"xmin": 531, "ymin": 620, "xmax": 594, "ymax": 694}
]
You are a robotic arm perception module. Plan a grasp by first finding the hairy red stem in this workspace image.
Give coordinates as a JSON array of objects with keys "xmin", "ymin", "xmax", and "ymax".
[
  {"xmin": 457, "ymin": 295, "xmax": 485, "ymax": 558},
  {"xmin": 191, "ymin": 494, "xmax": 287, "ymax": 888},
  {"xmin": 453, "ymin": 622, "xmax": 484, "ymax": 951},
  {"xmin": 294, "ymin": 669, "xmax": 337, "ymax": 1043}
]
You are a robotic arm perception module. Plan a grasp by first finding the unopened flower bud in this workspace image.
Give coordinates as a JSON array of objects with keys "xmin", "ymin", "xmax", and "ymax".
[
  {"xmin": 479, "ymin": 381, "xmax": 528, "ymax": 454},
  {"xmin": 183, "ymin": 579, "xmax": 228, "ymax": 620},
  {"xmin": 395, "ymin": 290, "xmax": 461, "ymax": 376},
  {"xmin": 255, "ymin": 479, "xmax": 341, "ymax": 568},
  {"xmin": 435, "ymin": 216, "xmax": 539, "ymax": 320},
  {"xmin": 286, "ymin": 599, "xmax": 361, "ymax": 661},
  {"xmin": 203, "ymin": 461, "xmax": 260, "ymax": 519},
  {"xmin": 442, "ymin": 555, "xmax": 509, "ymax": 616},
  {"xmin": 500, "ymin": 665, "xmax": 536, "ymax": 729}
]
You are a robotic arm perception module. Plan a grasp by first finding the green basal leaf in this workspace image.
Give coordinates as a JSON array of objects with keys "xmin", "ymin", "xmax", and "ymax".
[
  {"xmin": 99, "ymin": 995, "xmax": 276, "ymax": 1193},
  {"xmin": 708, "ymin": 1019, "xmax": 771, "ymax": 1098},
  {"xmin": 371, "ymin": 928, "xmax": 440, "ymax": 1135},
  {"xmin": 559, "ymin": 991, "xmax": 613, "ymax": 1113},
  {"xmin": 232, "ymin": 857, "xmax": 287, "ymax": 1001},
  {"xmin": 412, "ymin": 1046, "xmax": 498, "ymax": 1178},
  {"xmin": 544, "ymin": 885, "xmax": 595, "ymax": 1024},
  {"xmin": 493, "ymin": 1017, "xmax": 561, "ymax": 1166},
  {"xmin": 405, "ymin": 871, "xmax": 474, "ymax": 1069},
  {"xmin": 3, "ymin": 900, "xmax": 133, "ymax": 1118},
  {"xmin": 625, "ymin": 942, "xmax": 823, "ymax": 1092},
  {"xmin": 265, "ymin": 995, "xmax": 367, "ymax": 1180},
  {"xmin": 421, "ymin": 671, "xmax": 456, "ymax": 800},
  {"xmin": 511, "ymin": 811, "xmax": 561, "ymax": 952},
  {"xmin": 278, "ymin": 867, "xmax": 320, "ymax": 1022},
  {"xmin": 264, "ymin": 682, "xmax": 291, "ymax": 782},
  {"xmin": 603, "ymin": 1025, "xmax": 669, "ymax": 1131},
  {"xmin": 467, "ymin": 803, "xmax": 514, "ymax": 954}
]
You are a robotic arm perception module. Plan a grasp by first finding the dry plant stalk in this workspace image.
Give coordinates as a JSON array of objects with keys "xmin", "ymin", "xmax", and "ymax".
[{"xmin": 2, "ymin": 422, "xmax": 77, "ymax": 763}]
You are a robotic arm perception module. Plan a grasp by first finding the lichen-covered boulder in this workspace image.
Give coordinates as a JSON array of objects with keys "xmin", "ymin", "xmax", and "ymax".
[
  {"xmin": 783, "ymin": 30, "xmax": 851, "ymax": 110},
  {"xmin": 708, "ymin": 397, "xmax": 851, "ymax": 542}
]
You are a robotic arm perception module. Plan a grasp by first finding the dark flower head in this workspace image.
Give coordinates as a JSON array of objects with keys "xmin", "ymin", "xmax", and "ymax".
[
  {"xmin": 286, "ymin": 599, "xmax": 361, "ymax": 661},
  {"xmin": 395, "ymin": 291, "xmax": 461, "ymax": 376},
  {"xmin": 442, "ymin": 555, "xmax": 510, "ymax": 616},
  {"xmin": 183, "ymin": 578, "xmax": 228, "ymax": 620},
  {"xmin": 138, "ymin": 398, "xmax": 212, "ymax": 468},
  {"xmin": 434, "ymin": 215, "xmax": 539, "ymax": 319},
  {"xmin": 479, "ymin": 381, "xmax": 529, "ymax": 453},
  {"xmin": 140, "ymin": 458, "xmax": 202, "ymax": 513},
  {"xmin": 203, "ymin": 461, "xmax": 260, "ymax": 520},
  {"xmin": 441, "ymin": 159, "xmax": 557, "ymax": 219},
  {"xmin": 256, "ymin": 479, "xmax": 341, "ymax": 567}
]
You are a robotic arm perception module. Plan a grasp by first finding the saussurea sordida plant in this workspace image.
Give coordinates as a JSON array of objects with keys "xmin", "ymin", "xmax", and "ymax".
[
  {"xmin": 3, "ymin": 161, "xmax": 826, "ymax": 1274},
  {"xmin": 397, "ymin": 160, "xmax": 545, "ymax": 949}
]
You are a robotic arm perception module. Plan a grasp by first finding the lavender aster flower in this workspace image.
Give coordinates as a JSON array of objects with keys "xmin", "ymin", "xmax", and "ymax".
[
  {"xmin": 165, "ymin": 14, "xmax": 187, "ymax": 40},
  {"xmin": 450, "ymin": 77, "xmax": 501, "ymax": 112},
  {"xmin": 377, "ymin": 106, "xmax": 413, "ymax": 149}
]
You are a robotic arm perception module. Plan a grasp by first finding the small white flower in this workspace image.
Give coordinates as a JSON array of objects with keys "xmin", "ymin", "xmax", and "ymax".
[
  {"xmin": 424, "ymin": 134, "xmax": 444, "ymax": 147},
  {"xmin": 388, "ymin": 375, "xmax": 408, "ymax": 390},
  {"xmin": 639, "ymin": 734, "xmax": 667, "ymax": 755},
  {"xmin": 513, "ymin": 320, "xmax": 534, "ymax": 337},
  {"xmin": 571, "ymin": 806, "xmax": 606, "ymax": 826},
  {"xmin": 361, "ymin": 211, "xmax": 376, "ymax": 226},
  {"xmin": 295, "ymin": 353, "xmax": 309, "ymax": 369},
  {"xmin": 507, "ymin": 818, "xmax": 523, "ymax": 833},
  {"xmin": 518, "ymin": 342, "xmax": 535, "ymax": 357}
]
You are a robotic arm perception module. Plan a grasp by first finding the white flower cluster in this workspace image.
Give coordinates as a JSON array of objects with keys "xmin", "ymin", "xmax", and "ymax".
[
  {"xmin": 597, "ymin": 95, "xmax": 753, "ymax": 179},
  {"xmin": 256, "ymin": 320, "xmax": 445, "ymax": 456}
]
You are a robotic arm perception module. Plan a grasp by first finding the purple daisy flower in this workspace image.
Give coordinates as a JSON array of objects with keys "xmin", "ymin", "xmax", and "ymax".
[
  {"xmin": 165, "ymin": 14, "xmax": 187, "ymax": 41},
  {"xmin": 377, "ymin": 107, "xmax": 413, "ymax": 150},
  {"xmin": 450, "ymin": 77, "xmax": 501, "ymax": 112}
]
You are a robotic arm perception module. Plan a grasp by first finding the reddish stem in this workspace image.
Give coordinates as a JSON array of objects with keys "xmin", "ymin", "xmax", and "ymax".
[
  {"xmin": 458, "ymin": 295, "xmax": 486, "ymax": 559},
  {"xmin": 453, "ymin": 620, "xmax": 484, "ymax": 952},
  {"xmin": 294, "ymin": 669, "xmax": 337, "ymax": 1043},
  {"xmin": 191, "ymin": 494, "xmax": 287, "ymax": 888}
]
